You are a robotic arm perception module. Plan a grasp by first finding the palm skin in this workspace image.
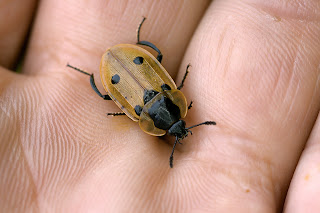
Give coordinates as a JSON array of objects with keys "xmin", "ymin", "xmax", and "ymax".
[{"xmin": 0, "ymin": 0, "xmax": 320, "ymax": 212}]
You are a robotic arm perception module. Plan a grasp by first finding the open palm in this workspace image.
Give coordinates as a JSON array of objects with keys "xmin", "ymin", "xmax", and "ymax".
[{"xmin": 1, "ymin": 1, "xmax": 319, "ymax": 212}]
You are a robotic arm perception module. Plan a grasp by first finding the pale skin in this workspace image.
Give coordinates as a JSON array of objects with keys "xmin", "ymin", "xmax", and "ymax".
[{"xmin": 0, "ymin": 0, "xmax": 320, "ymax": 212}]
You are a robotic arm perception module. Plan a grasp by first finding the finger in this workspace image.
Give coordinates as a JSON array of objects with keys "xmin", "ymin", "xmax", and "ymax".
[
  {"xmin": 0, "ymin": 0, "xmax": 37, "ymax": 69},
  {"xmin": 23, "ymin": 0, "xmax": 210, "ymax": 78},
  {"xmin": 284, "ymin": 112, "xmax": 320, "ymax": 213},
  {"xmin": 179, "ymin": 0, "xmax": 320, "ymax": 211}
]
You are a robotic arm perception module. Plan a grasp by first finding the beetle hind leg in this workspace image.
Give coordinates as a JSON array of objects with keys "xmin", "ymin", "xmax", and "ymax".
[
  {"xmin": 136, "ymin": 17, "xmax": 163, "ymax": 63},
  {"xmin": 136, "ymin": 17, "xmax": 146, "ymax": 44},
  {"xmin": 89, "ymin": 75, "xmax": 112, "ymax": 100},
  {"xmin": 67, "ymin": 64, "xmax": 111, "ymax": 100}
]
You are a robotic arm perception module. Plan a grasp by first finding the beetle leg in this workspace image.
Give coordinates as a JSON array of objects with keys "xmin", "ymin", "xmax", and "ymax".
[
  {"xmin": 177, "ymin": 64, "xmax": 191, "ymax": 90},
  {"xmin": 188, "ymin": 101, "xmax": 193, "ymax": 110},
  {"xmin": 67, "ymin": 64, "xmax": 111, "ymax": 100},
  {"xmin": 107, "ymin": 112, "xmax": 126, "ymax": 116},
  {"xmin": 136, "ymin": 17, "xmax": 163, "ymax": 63},
  {"xmin": 137, "ymin": 41, "xmax": 163, "ymax": 63},
  {"xmin": 136, "ymin": 17, "xmax": 146, "ymax": 43},
  {"xmin": 89, "ymin": 74, "xmax": 112, "ymax": 100}
]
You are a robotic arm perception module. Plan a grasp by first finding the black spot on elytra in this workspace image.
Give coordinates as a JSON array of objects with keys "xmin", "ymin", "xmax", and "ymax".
[
  {"xmin": 133, "ymin": 56, "xmax": 144, "ymax": 65},
  {"xmin": 135, "ymin": 105, "xmax": 143, "ymax": 116},
  {"xmin": 111, "ymin": 74, "xmax": 120, "ymax": 84}
]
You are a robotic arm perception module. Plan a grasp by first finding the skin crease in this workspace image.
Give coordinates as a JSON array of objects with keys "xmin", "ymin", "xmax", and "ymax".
[
  {"xmin": 0, "ymin": 0, "xmax": 37, "ymax": 69},
  {"xmin": 0, "ymin": 0, "xmax": 319, "ymax": 212}
]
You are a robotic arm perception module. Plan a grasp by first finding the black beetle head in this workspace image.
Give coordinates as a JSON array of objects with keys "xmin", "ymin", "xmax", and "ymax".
[
  {"xmin": 168, "ymin": 120, "xmax": 190, "ymax": 139},
  {"xmin": 168, "ymin": 120, "xmax": 216, "ymax": 168}
]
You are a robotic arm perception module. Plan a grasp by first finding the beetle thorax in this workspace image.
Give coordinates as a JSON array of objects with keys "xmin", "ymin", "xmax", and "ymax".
[{"xmin": 148, "ymin": 95, "xmax": 181, "ymax": 130}]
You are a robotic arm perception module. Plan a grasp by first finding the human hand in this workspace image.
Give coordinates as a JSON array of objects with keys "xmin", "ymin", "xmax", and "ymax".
[{"xmin": 0, "ymin": 0, "xmax": 319, "ymax": 212}]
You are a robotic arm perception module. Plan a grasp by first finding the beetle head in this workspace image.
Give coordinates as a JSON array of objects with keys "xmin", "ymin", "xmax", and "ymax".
[
  {"xmin": 168, "ymin": 120, "xmax": 216, "ymax": 168},
  {"xmin": 168, "ymin": 120, "xmax": 190, "ymax": 139}
]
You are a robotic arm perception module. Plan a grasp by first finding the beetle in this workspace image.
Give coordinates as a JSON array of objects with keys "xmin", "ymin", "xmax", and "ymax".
[{"xmin": 67, "ymin": 17, "xmax": 216, "ymax": 168}]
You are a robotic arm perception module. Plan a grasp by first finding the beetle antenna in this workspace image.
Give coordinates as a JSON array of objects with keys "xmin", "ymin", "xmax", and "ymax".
[
  {"xmin": 169, "ymin": 136, "xmax": 179, "ymax": 168},
  {"xmin": 186, "ymin": 121, "xmax": 216, "ymax": 130}
]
